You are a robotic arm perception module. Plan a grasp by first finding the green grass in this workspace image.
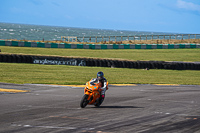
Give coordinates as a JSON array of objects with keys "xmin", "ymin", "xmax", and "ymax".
[
  {"xmin": 0, "ymin": 46, "xmax": 200, "ymax": 62},
  {"xmin": 0, "ymin": 46, "xmax": 199, "ymax": 85},
  {"xmin": 1, "ymin": 63, "xmax": 200, "ymax": 85}
]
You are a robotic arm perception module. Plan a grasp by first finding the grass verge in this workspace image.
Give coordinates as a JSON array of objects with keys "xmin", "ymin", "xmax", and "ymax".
[
  {"xmin": 0, "ymin": 46, "xmax": 200, "ymax": 62},
  {"xmin": 0, "ymin": 63, "xmax": 199, "ymax": 85}
]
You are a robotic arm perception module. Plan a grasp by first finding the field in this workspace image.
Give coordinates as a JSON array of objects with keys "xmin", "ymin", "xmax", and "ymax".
[{"xmin": 0, "ymin": 46, "xmax": 200, "ymax": 85}]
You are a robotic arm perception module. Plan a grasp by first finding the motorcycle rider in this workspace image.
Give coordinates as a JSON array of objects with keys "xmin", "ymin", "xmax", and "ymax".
[{"xmin": 96, "ymin": 71, "xmax": 107, "ymax": 98}]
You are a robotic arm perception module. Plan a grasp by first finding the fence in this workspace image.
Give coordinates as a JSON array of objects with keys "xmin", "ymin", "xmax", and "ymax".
[{"xmin": 61, "ymin": 34, "xmax": 200, "ymax": 43}]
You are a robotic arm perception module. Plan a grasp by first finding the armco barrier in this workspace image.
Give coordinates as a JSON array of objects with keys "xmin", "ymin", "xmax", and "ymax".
[
  {"xmin": 0, "ymin": 54, "xmax": 200, "ymax": 70},
  {"xmin": 0, "ymin": 40, "xmax": 200, "ymax": 49}
]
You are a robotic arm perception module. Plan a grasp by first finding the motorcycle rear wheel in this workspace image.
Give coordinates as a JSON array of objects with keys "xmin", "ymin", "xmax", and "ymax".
[
  {"xmin": 80, "ymin": 94, "xmax": 89, "ymax": 108},
  {"xmin": 94, "ymin": 96, "xmax": 104, "ymax": 107}
]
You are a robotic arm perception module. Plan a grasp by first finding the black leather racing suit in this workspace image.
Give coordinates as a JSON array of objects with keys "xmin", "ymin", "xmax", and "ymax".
[{"xmin": 98, "ymin": 77, "xmax": 107, "ymax": 95}]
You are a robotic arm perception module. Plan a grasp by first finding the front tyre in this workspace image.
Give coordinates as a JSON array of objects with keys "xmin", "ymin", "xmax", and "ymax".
[{"xmin": 80, "ymin": 94, "xmax": 89, "ymax": 108}]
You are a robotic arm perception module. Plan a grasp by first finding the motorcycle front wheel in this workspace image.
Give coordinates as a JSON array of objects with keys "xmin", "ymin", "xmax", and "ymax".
[{"xmin": 80, "ymin": 94, "xmax": 89, "ymax": 108}]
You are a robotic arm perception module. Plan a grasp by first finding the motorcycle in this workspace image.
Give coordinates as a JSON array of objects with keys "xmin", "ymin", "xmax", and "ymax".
[{"xmin": 80, "ymin": 78, "xmax": 108, "ymax": 108}]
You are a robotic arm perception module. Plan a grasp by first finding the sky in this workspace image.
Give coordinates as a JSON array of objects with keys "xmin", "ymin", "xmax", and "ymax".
[{"xmin": 0, "ymin": 0, "xmax": 200, "ymax": 34}]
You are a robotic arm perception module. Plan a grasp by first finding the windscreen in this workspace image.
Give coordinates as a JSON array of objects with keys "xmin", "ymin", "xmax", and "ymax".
[{"xmin": 90, "ymin": 78, "xmax": 99, "ymax": 85}]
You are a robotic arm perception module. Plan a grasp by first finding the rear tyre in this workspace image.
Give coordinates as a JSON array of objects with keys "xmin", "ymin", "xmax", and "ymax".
[
  {"xmin": 94, "ymin": 95, "xmax": 105, "ymax": 107},
  {"xmin": 99, "ymin": 97, "xmax": 104, "ymax": 106},
  {"xmin": 94, "ymin": 99, "xmax": 100, "ymax": 107},
  {"xmin": 80, "ymin": 94, "xmax": 89, "ymax": 108}
]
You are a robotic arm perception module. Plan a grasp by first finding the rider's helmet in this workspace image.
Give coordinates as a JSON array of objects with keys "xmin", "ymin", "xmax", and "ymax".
[{"xmin": 97, "ymin": 71, "xmax": 104, "ymax": 80}]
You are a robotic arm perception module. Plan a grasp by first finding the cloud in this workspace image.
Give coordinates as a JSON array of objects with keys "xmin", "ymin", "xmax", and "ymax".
[
  {"xmin": 177, "ymin": 0, "xmax": 200, "ymax": 12},
  {"xmin": 51, "ymin": 2, "xmax": 60, "ymax": 7},
  {"xmin": 64, "ymin": 15, "xmax": 73, "ymax": 20},
  {"xmin": 30, "ymin": 0, "xmax": 43, "ymax": 6},
  {"xmin": 10, "ymin": 7, "xmax": 25, "ymax": 13}
]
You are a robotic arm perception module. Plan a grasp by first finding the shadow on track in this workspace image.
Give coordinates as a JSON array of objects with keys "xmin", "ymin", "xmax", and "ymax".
[{"xmin": 93, "ymin": 106, "xmax": 143, "ymax": 109}]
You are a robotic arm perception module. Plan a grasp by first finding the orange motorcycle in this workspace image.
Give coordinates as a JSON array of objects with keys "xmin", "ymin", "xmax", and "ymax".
[{"xmin": 80, "ymin": 78, "xmax": 108, "ymax": 108}]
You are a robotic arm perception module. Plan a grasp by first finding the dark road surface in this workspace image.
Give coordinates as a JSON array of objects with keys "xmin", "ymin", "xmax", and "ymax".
[{"xmin": 0, "ymin": 83, "xmax": 200, "ymax": 133}]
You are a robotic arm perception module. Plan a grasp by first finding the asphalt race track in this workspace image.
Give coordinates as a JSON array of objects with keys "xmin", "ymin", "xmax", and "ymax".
[{"xmin": 0, "ymin": 83, "xmax": 200, "ymax": 133}]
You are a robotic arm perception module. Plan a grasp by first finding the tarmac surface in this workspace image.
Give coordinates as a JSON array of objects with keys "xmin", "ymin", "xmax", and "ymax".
[{"xmin": 0, "ymin": 82, "xmax": 200, "ymax": 133}]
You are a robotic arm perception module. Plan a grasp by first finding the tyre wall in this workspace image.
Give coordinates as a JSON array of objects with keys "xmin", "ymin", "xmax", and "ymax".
[{"xmin": 0, "ymin": 54, "xmax": 200, "ymax": 70}]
